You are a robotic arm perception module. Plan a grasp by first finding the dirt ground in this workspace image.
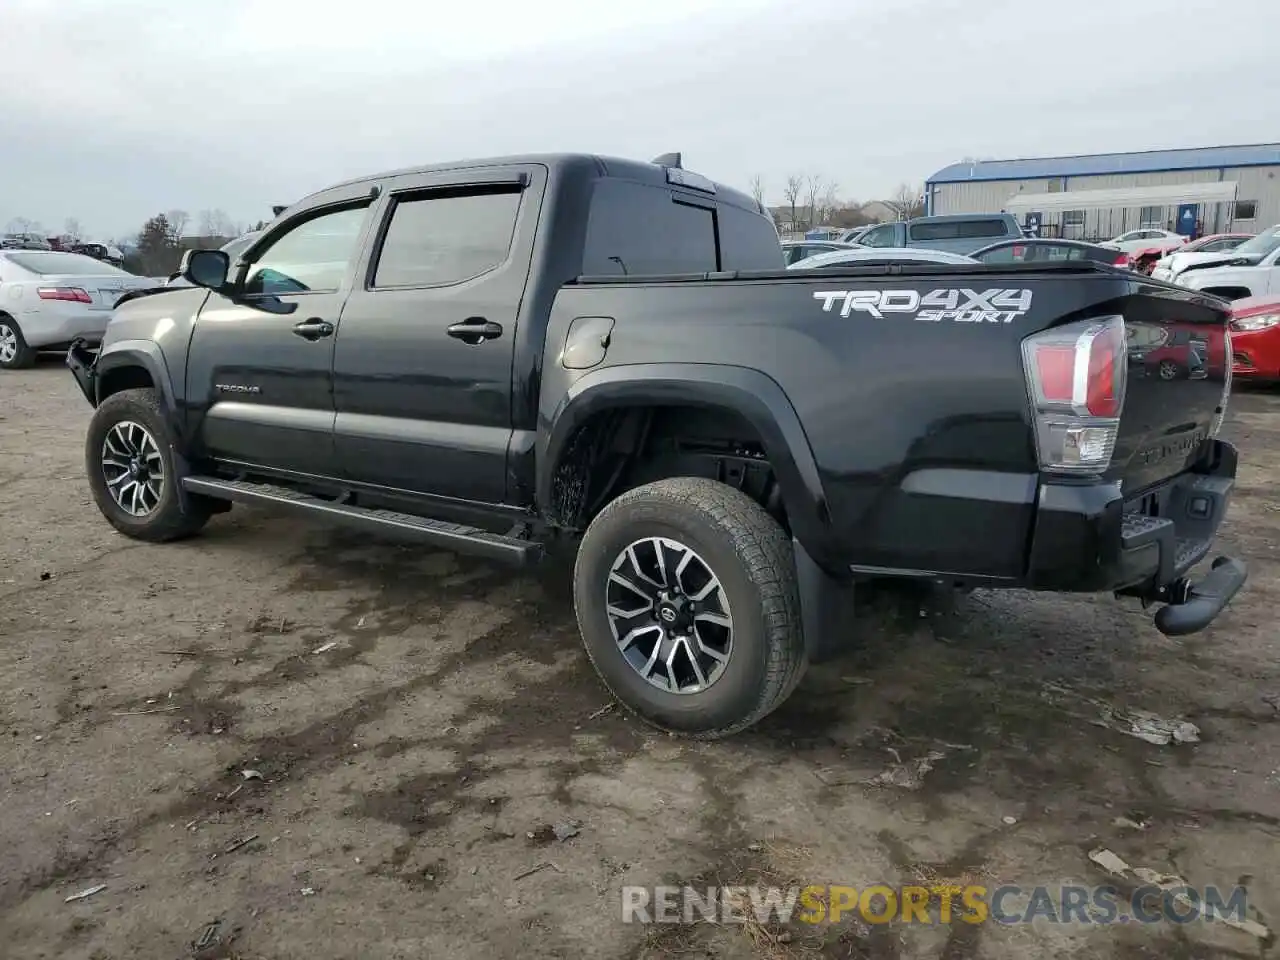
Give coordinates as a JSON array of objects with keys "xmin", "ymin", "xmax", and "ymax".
[{"xmin": 1, "ymin": 363, "xmax": 1278, "ymax": 960}]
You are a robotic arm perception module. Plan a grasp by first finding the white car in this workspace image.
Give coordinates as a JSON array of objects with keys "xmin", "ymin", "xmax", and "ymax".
[
  {"xmin": 0, "ymin": 251, "xmax": 155, "ymax": 369},
  {"xmin": 1150, "ymin": 233, "xmax": 1256, "ymax": 282},
  {"xmin": 1174, "ymin": 233, "xmax": 1280, "ymax": 300},
  {"xmin": 788, "ymin": 246, "xmax": 978, "ymax": 269},
  {"xmin": 1164, "ymin": 226, "xmax": 1280, "ymax": 295},
  {"xmin": 1101, "ymin": 228, "xmax": 1187, "ymax": 256}
]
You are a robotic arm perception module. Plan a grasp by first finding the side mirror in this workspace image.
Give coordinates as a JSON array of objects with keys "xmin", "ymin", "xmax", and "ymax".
[{"xmin": 180, "ymin": 249, "xmax": 230, "ymax": 290}]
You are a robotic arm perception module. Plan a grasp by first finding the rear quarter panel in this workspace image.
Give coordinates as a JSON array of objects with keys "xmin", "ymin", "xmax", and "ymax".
[{"xmin": 543, "ymin": 269, "xmax": 1139, "ymax": 578}]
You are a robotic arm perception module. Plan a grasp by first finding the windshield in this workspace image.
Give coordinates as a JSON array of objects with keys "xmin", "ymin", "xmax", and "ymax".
[
  {"xmin": 2, "ymin": 251, "xmax": 132, "ymax": 276},
  {"xmin": 1232, "ymin": 227, "xmax": 1280, "ymax": 259}
]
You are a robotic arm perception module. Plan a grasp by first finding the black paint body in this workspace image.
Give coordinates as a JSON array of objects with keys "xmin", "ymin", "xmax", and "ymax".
[{"xmin": 74, "ymin": 153, "xmax": 1240, "ymax": 604}]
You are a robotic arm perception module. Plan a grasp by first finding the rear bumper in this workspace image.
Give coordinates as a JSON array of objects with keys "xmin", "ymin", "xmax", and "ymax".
[
  {"xmin": 1231, "ymin": 330, "xmax": 1280, "ymax": 379},
  {"xmin": 17, "ymin": 310, "xmax": 109, "ymax": 349},
  {"xmin": 1026, "ymin": 438, "xmax": 1246, "ymax": 636}
]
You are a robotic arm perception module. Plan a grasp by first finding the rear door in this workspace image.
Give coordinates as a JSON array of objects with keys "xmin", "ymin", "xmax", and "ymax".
[
  {"xmin": 331, "ymin": 164, "xmax": 543, "ymax": 504},
  {"xmin": 187, "ymin": 190, "xmax": 378, "ymax": 477}
]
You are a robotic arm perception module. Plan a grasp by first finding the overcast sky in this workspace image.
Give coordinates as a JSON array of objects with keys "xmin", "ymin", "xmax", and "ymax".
[{"xmin": 3, "ymin": 0, "xmax": 1277, "ymax": 239}]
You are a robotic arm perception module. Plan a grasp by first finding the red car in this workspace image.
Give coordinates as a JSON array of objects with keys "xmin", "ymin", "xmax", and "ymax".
[
  {"xmin": 1229, "ymin": 295, "xmax": 1280, "ymax": 381},
  {"xmin": 1126, "ymin": 318, "xmax": 1227, "ymax": 381}
]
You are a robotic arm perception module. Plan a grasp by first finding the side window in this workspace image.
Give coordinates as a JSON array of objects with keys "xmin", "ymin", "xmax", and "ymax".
[
  {"xmin": 860, "ymin": 225, "xmax": 896, "ymax": 247},
  {"xmin": 1233, "ymin": 201, "xmax": 1258, "ymax": 221},
  {"xmin": 372, "ymin": 189, "xmax": 521, "ymax": 288},
  {"xmin": 243, "ymin": 206, "xmax": 369, "ymax": 296}
]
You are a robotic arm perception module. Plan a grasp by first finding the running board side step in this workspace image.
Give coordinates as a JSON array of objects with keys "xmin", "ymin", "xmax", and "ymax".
[{"xmin": 181, "ymin": 476, "xmax": 543, "ymax": 567}]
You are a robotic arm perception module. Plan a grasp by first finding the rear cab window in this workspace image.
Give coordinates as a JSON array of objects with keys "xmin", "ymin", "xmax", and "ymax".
[
  {"xmin": 582, "ymin": 178, "xmax": 781, "ymax": 276},
  {"xmin": 909, "ymin": 218, "xmax": 1011, "ymax": 242}
]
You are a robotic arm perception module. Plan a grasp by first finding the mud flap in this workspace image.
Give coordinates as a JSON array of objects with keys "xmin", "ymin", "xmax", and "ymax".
[{"xmin": 793, "ymin": 538, "xmax": 855, "ymax": 663}]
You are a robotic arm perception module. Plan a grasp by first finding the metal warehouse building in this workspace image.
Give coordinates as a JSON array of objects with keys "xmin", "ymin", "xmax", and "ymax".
[{"xmin": 925, "ymin": 143, "xmax": 1280, "ymax": 241}]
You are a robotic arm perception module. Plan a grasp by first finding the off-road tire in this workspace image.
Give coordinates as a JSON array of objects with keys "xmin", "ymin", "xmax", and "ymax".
[
  {"xmin": 0, "ymin": 314, "xmax": 37, "ymax": 369},
  {"xmin": 85, "ymin": 388, "xmax": 213, "ymax": 542},
  {"xmin": 574, "ymin": 477, "xmax": 806, "ymax": 738}
]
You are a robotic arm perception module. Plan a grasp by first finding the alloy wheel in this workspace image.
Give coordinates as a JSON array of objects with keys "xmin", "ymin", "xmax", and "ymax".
[
  {"xmin": 101, "ymin": 421, "xmax": 165, "ymax": 517},
  {"xmin": 0, "ymin": 324, "xmax": 16, "ymax": 364},
  {"xmin": 605, "ymin": 536, "xmax": 733, "ymax": 694}
]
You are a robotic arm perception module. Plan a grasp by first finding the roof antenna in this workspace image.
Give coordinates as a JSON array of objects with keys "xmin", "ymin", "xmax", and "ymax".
[
  {"xmin": 652, "ymin": 152, "xmax": 682, "ymax": 168},
  {"xmin": 271, "ymin": 205, "xmax": 287, "ymax": 216}
]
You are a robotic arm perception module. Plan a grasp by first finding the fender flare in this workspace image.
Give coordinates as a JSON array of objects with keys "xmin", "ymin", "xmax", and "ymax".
[
  {"xmin": 94, "ymin": 340, "xmax": 181, "ymax": 435},
  {"xmin": 537, "ymin": 363, "xmax": 830, "ymax": 545}
]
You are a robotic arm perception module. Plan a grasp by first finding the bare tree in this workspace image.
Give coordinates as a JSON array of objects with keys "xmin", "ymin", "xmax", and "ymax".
[
  {"xmin": 198, "ymin": 208, "xmax": 236, "ymax": 240},
  {"xmin": 63, "ymin": 218, "xmax": 84, "ymax": 241},
  {"xmin": 166, "ymin": 209, "xmax": 191, "ymax": 243},
  {"xmin": 891, "ymin": 182, "xmax": 925, "ymax": 220},
  {"xmin": 749, "ymin": 174, "xmax": 765, "ymax": 207},
  {"xmin": 817, "ymin": 182, "xmax": 841, "ymax": 226},
  {"xmin": 782, "ymin": 175, "xmax": 804, "ymax": 232},
  {"xmin": 804, "ymin": 175, "xmax": 826, "ymax": 230}
]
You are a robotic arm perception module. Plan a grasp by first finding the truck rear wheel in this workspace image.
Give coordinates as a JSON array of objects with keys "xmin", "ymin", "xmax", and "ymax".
[
  {"xmin": 573, "ymin": 477, "xmax": 806, "ymax": 738},
  {"xmin": 85, "ymin": 388, "xmax": 213, "ymax": 542}
]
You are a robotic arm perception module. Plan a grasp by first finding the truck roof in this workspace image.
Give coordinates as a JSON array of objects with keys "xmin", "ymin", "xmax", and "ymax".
[{"xmin": 316, "ymin": 152, "xmax": 764, "ymax": 216}]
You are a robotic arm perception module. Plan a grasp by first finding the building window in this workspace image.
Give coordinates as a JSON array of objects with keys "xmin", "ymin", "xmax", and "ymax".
[
  {"xmin": 1234, "ymin": 200, "xmax": 1258, "ymax": 221},
  {"xmin": 1139, "ymin": 206, "xmax": 1164, "ymax": 228},
  {"xmin": 1047, "ymin": 179, "xmax": 1062, "ymax": 192},
  {"xmin": 1062, "ymin": 210, "xmax": 1085, "ymax": 239}
]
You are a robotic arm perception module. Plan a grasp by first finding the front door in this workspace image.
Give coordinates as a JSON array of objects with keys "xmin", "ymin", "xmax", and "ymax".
[
  {"xmin": 332, "ymin": 165, "xmax": 542, "ymax": 504},
  {"xmin": 188, "ymin": 198, "xmax": 377, "ymax": 478}
]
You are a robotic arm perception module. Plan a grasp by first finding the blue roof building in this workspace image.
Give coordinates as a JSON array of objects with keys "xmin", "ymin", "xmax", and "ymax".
[{"xmin": 925, "ymin": 143, "xmax": 1280, "ymax": 240}]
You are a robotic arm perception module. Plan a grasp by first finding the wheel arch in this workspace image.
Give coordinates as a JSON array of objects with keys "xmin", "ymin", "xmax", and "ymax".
[
  {"xmin": 538, "ymin": 363, "xmax": 829, "ymax": 547},
  {"xmin": 94, "ymin": 341, "xmax": 182, "ymax": 437}
]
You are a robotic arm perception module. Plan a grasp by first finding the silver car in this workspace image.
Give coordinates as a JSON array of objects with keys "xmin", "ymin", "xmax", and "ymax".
[
  {"xmin": 788, "ymin": 246, "xmax": 979, "ymax": 269},
  {"xmin": 0, "ymin": 251, "xmax": 155, "ymax": 369}
]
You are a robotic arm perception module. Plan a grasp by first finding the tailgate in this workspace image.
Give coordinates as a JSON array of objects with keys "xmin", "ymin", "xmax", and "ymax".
[{"xmin": 1114, "ymin": 291, "xmax": 1231, "ymax": 494}]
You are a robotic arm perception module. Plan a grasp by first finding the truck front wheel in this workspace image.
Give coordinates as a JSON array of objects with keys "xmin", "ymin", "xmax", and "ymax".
[
  {"xmin": 573, "ymin": 477, "xmax": 806, "ymax": 738},
  {"xmin": 85, "ymin": 388, "xmax": 212, "ymax": 542}
]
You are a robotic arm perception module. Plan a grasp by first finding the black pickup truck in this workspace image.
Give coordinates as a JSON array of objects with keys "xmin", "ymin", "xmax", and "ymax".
[{"xmin": 67, "ymin": 151, "xmax": 1247, "ymax": 738}]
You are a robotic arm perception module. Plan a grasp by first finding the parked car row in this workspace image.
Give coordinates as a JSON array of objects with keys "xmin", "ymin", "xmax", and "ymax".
[{"xmin": 785, "ymin": 237, "xmax": 1133, "ymax": 272}]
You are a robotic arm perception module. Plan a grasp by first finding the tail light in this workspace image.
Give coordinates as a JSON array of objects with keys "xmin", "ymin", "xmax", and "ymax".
[
  {"xmin": 1113, "ymin": 252, "xmax": 1131, "ymax": 269},
  {"xmin": 37, "ymin": 286, "xmax": 92, "ymax": 303},
  {"xmin": 1021, "ymin": 316, "xmax": 1127, "ymax": 475}
]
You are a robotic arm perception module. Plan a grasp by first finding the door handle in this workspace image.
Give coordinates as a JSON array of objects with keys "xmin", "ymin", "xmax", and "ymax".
[
  {"xmin": 292, "ymin": 319, "xmax": 334, "ymax": 340},
  {"xmin": 446, "ymin": 317, "xmax": 503, "ymax": 344}
]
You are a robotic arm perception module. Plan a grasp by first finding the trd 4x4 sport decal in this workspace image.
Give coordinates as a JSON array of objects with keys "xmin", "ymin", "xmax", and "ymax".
[{"xmin": 812, "ymin": 288, "xmax": 1034, "ymax": 323}]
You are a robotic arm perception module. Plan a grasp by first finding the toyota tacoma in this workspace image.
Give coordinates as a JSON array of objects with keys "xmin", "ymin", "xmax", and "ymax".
[{"xmin": 67, "ymin": 151, "xmax": 1247, "ymax": 738}]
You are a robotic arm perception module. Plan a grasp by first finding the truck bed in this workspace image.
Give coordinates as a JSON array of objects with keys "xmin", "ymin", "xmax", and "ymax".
[{"xmin": 551, "ymin": 260, "xmax": 1232, "ymax": 583}]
